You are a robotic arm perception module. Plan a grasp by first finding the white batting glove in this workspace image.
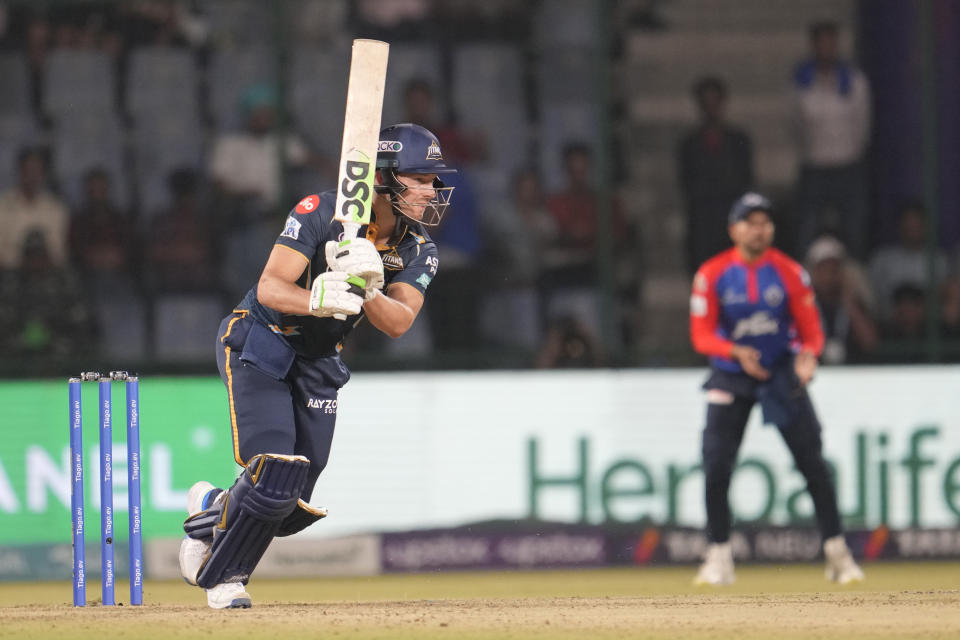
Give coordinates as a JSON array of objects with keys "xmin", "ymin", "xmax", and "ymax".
[
  {"xmin": 325, "ymin": 238, "xmax": 384, "ymax": 300},
  {"xmin": 308, "ymin": 271, "xmax": 365, "ymax": 318}
]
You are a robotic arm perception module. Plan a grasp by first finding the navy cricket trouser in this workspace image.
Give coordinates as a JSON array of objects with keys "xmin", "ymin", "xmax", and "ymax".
[
  {"xmin": 701, "ymin": 387, "xmax": 842, "ymax": 543},
  {"xmin": 215, "ymin": 313, "xmax": 350, "ymax": 501}
]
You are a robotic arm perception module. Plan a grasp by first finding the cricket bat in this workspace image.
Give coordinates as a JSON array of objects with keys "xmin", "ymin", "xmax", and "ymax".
[{"xmin": 333, "ymin": 39, "xmax": 390, "ymax": 241}]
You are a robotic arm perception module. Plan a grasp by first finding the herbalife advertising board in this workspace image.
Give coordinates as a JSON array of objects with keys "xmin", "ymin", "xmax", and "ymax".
[{"xmin": 0, "ymin": 367, "xmax": 958, "ymax": 545}]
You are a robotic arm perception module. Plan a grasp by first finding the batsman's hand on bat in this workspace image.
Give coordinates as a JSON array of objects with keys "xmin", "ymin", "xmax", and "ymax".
[
  {"xmin": 309, "ymin": 271, "xmax": 365, "ymax": 318},
  {"xmin": 325, "ymin": 238, "xmax": 384, "ymax": 301}
]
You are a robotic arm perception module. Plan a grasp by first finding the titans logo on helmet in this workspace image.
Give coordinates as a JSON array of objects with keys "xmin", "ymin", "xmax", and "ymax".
[{"xmin": 426, "ymin": 139, "xmax": 442, "ymax": 160}]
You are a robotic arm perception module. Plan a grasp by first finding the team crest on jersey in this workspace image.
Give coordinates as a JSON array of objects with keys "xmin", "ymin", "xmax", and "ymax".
[
  {"xmin": 763, "ymin": 284, "xmax": 784, "ymax": 307},
  {"xmin": 381, "ymin": 247, "xmax": 404, "ymax": 271},
  {"xmin": 425, "ymin": 139, "xmax": 442, "ymax": 160},
  {"xmin": 281, "ymin": 216, "xmax": 302, "ymax": 240}
]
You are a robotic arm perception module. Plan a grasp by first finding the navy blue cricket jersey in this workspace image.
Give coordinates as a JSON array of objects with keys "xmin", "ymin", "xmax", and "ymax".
[{"xmin": 236, "ymin": 190, "xmax": 439, "ymax": 358}]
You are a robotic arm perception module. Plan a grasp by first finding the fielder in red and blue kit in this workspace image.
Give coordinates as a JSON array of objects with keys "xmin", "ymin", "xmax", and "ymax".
[{"xmin": 688, "ymin": 192, "xmax": 863, "ymax": 586}]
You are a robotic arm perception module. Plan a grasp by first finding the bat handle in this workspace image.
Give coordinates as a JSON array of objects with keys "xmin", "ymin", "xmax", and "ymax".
[{"xmin": 342, "ymin": 221, "xmax": 362, "ymax": 241}]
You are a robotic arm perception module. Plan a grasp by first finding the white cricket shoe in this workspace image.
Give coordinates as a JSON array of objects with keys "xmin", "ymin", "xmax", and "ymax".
[
  {"xmin": 824, "ymin": 535, "xmax": 865, "ymax": 584},
  {"xmin": 206, "ymin": 582, "xmax": 252, "ymax": 609},
  {"xmin": 179, "ymin": 536, "xmax": 209, "ymax": 586},
  {"xmin": 694, "ymin": 542, "xmax": 735, "ymax": 585},
  {"xmin": 180, "ymin": 481, "xmax": 219, "ymax": 585}
]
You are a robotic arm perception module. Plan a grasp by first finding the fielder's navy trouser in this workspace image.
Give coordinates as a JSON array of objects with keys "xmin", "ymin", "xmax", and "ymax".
[
  {"xmin": 215, "ymin": 312, "xmax": 350, "ymax": 501},
  {"xmin": 701, "ymin": 370, "xmax": 842, "ymax": 544}
]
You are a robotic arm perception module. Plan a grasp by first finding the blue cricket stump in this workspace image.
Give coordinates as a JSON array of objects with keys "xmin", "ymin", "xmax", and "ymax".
[
  {"xmin": 126, "ymin": 376, "xmax": 143, "ymax": 606},
  {"xmin": 69, "ymin": 377, "xmax": 85, "ymax": 607},
  {"xmin": 69, "ymin": 371, "xmax": 144, "ymax": 607},
  {"xmin": 99, "ymin": 375, "xmax": 115, "ymax": 606}
]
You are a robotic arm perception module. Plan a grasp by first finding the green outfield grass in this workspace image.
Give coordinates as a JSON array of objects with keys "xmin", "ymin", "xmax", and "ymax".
[{"xmin": 2, "ymin": 563, "xmax": 959, "ymax": 639}]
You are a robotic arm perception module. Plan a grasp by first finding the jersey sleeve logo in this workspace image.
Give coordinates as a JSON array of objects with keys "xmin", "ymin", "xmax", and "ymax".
[
  {"xmin": 690, "ymin": 294, "xmax": 708, "ymax": 317},
  {"xmin": 416, "ymin": 273, "xmax": 433, "ymax": 288},
  {"xmin": 281, "ymin": 215, "xmax": 302, "ymax": 240},
  {"xmin": 295, "ymin": 194, "xmax": 320, "ymax": 214}
]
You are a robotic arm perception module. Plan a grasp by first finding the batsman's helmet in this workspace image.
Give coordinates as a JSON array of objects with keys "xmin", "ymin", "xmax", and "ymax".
[{"xmin": 375, "ymin": 123, "xmax": 455, "ymax": 226}]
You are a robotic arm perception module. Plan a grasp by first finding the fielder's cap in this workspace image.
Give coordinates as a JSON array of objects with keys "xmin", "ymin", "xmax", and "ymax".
[
  {"xmin": 728, "ymin": 192, "xmax": 774, "ymax": 225},
  {"xmin": 806, "ymin": 235, "xmax": 847, "ymax": 265}
]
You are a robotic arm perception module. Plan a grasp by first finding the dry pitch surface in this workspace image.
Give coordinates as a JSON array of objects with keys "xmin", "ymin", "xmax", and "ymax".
[{"xmin": 2, "ymin": 563, "xmax": 959, "ymax": 639}]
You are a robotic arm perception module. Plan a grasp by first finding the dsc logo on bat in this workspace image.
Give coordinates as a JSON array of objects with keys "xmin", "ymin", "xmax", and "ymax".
[{"xmin": 338, "ymin": 149, "xmax": 373, "ymax": 222}]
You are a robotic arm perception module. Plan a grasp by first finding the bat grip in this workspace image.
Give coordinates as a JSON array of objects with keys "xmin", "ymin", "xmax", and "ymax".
[{"xmin": 342, "ymin": 221, "xmax": 362, "ymax": 241}]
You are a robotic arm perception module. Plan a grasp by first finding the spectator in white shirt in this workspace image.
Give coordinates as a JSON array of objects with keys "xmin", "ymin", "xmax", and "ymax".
[
  {"xmin": 0, "ymin": 147, "xmax": 69, "ymax": 269},
  {"xmin": 792, "ymin": 21, "xmax": 872, "ymax": 260},
  {"xmin": 209, "ymin": 84, "xmax": 329, "ymax": 301}
]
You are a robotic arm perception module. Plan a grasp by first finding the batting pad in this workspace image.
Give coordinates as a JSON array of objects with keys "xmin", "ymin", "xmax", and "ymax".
[{"xmin": 195, "ymin": 453, "xmax": 310, "ymax": 588}]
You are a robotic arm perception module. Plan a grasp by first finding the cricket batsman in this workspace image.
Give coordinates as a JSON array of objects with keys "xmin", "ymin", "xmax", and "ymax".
[{"xmin": 178, "ymin": 124, "xmax": 455, "ymax": 608}]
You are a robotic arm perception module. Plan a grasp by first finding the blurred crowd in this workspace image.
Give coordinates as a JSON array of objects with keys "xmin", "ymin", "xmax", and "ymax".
[
  {"xmin": 0, "ymin": 0, "xmax": 625, "ymax": 370},
  {"xmin": 0, "ymin": 2, "xmax": 954, "ymax": 371},
  {"xmin": 676, "ymin": 19, "xmax": 960, "ymax": 364}
]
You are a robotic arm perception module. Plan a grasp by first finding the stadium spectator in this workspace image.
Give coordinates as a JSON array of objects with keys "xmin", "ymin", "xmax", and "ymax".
[
  {"xmin": 209, "ymin": 82, "xmax": 322, "ymax": 301},
  {"xmin": 805, "ymin": 235, "xmax": 878, "ymax": 364},
  {"xmin": 68, "ymin": 167, "xmax": 137, "ymax": 296},
  {"xmin": 402, "ymin": 77, "xmax": 485, "ymax": 353},
  {"xmin": 145, "ymin": 168, "xmax": 220, "ymax": 293},
  {"xmin": 791, "ymin": 20, "xmax": 872, "ymax": 259},
  {"xmin": 479, "ymin": 167, "xmax": 557, "ymax": 352},
  {"xmin": 543, "ymin": 141, "xmax": 632, "ymax": 342},
  {"xmin": 535, "ymin": 314, "xmax": 604, "ymax": 368},
  {"xmin": 875, "ymin": 283, "xmax": 929, "ymax": 363},
  {"xmin": 0, "ymin": 229, "xmax": 95, "ymax": 359},
  {"xmin": 677, "ymin": 76, "xmax": 754, "ymax": 275},
  {"xmin": 403, "ymin": 77, "xmax": 487, "ymax": 167},
  {"xmin": 209, "ymin": 83, "xmax": 314, "ymax": 215},
  {"xmin": 0, "ymin": 146, "xmax": 69, "ymax": 269},
  {"xmin": 689, "ymin": 192, "xmax": 864, "ymax": 586},
  {"xmin": 868, "ymin": 199, "xmax": 946, "ymax": 323}
]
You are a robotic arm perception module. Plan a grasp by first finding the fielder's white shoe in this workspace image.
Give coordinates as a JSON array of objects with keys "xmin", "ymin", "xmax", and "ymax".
[
  {"xmin": 206, "ymin": 582, "xmax": 252, "ymax": 609},
  {"xmin": 179, "ymin": 481, "xmax": 219, "ymax": 586},
  {"xmin": 824, "ymin": 535, "xmax": 864, "ymax": 584},
  {"xmin": 694, "ymin": 542, "xmax": 735, "ymax": 585}
]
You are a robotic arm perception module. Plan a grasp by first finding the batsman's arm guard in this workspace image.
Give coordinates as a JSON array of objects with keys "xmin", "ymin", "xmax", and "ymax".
[
  {"xmin": 194, "ymin": 453, "xmax": 310, "ymax": 588},
  {"xmin": 276, "ymin": 499, "xmax": 328, "ymax": 537}
]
